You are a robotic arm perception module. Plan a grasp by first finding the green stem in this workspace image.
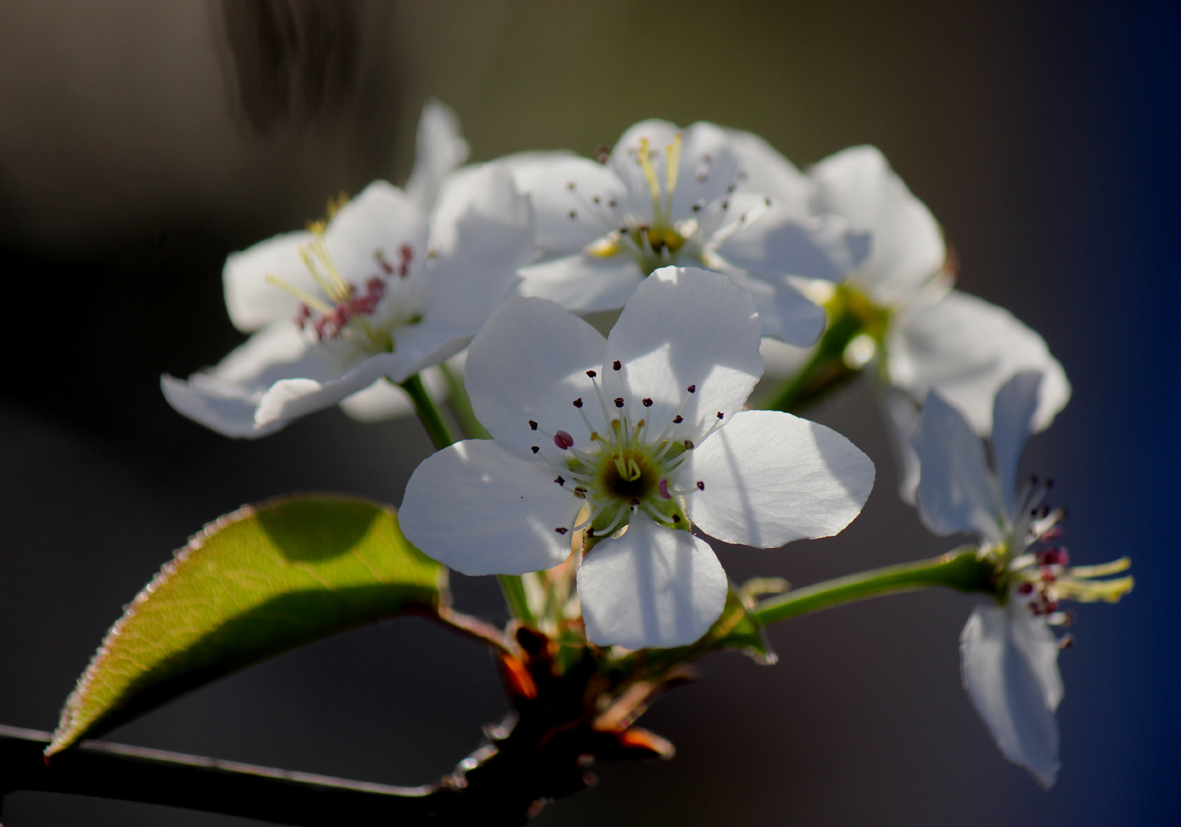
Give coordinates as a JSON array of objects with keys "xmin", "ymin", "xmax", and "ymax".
[
  {"xmin": 440, "ymin": 362, "xmax": 490, "ymax": 440},
  {"xmin": 399, "ymin": 373, "xmax": 457, "ymax": 450},
  {"xmin": 497, "ymin": 574, "xmax": 537, "ymax": 626},
  {"xmin": 762, "ymin": 304, "xmax": 863, "ymax": 413},
  {"xmin": 752, "ymin": 546, "xmax": 996, "ymax": 626}
]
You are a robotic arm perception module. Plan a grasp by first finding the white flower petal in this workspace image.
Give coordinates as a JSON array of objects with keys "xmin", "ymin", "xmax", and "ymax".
[
  {"xmin": 610, "ymin": 120, "xmax": 741, "ymax": 221},
  {"xmin": 382, "ymin": 326, "xmax": 472, "ymax": 386},
  {"xmin": 339, "ymin": 366, "xmax": 448, "ymax": 422},
  {"xmin": 718, "ymin": 209, "xmax": 871, "ymax": 283},
  {"xmin": 810, "ymin": 145, "xmax": 945, "ymax": 304},
  {"xmin": 160, "ymin": 374, "xmax": 284, "ymax": 439},
  {"xmin": 254, "ymin": 352, "xmax": 401, "ymax": 429},
  {"xmin": 759, "ymin": 336, "xmax": 811, "ymax": 378},
  {"xmin": 517, "ymin": 253, "xmax": 644, "ymax": 314},
  {"xmin": 992, "ymin": 371, "xmax": 1045, "ymax": 516},
  {"xmin": 602, "ymin": 267, "xmax": 763, "ymax": 446},
  {"xmin": 577, "ymin": 515, "xmax": 728, "ymax": 649},
  {"xmin": 223, "ymin": 230, "xmax": 315, "ymax": 332},
  {"xmin": 429, "ymin": 163, "xmax": 533, "ymax": 274},
  {"xmin": 506, "ymin": 153, "xmax": 626, "ymax": 253},
  {"xmin": 1007, "ymin": 600, "xmax": 1065, "ymax": 713},
  {"xmin": 888, "ymin": 290, "xmax": 1071, "ymax": 436},
  {"xmin": 162, "ymin": 321, "xmax": 339, "ymax": 437},
  {"xmin": 400, "ymin": 439, "xmax": 577, "ymax": 576},
  {"xmin": 772, "ymin": 278, "xmax": 827, "ymax": 347},
  {"xmin": 162, "ymin": 321, "xmax": 340, "ymax": 437},
  {"xmin": 911, "ymin": 390, "xmax": 1003, "ymax": 540},
  {"xmin": 213, "ymin": 320, "xmax": 333, "ymax": 385},
  {"xmin": 724, "ymin": 272, "xmax": 824, "ymax": 349},
  {"xmin": 725, "ymin": 127, "xmax": 814, "ymax": 214},
  {"xmin": 325, "ymin": 181, "xmax": 431, "ymax": 286},
  {"xmin": 404, "ymin": 99, "xmax": 469, "ymax": 215},
  {"xmin": 395, "ymin": 164, "xmax": 532, "ymax": 378},
  {"xmin": 682, "ymin": 410, "xmax": 874, "ymax": 548},
  {"xmin": 466, "ymin": 296, "xmax": 608, "ymax": 461},
  {"xmin": 961, "ymin": 602, "xmax": 1062, "ymax": 788}
]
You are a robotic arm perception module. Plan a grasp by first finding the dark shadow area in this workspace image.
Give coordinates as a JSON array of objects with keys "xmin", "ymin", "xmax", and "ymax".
[{"xmin": 255, "ymin": 496, "xmax": 381, "ymax": 562}]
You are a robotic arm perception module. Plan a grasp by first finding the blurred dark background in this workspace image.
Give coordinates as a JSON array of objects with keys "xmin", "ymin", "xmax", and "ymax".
[{"xmin": 1, "ymin": 1, "xmax": 1177, "ymax": 824}]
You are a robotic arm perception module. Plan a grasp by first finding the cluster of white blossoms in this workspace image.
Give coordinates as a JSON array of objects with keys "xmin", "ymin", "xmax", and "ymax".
[
  {"xmin": 400, "ymin": 267, "xmax": 874, "ymax": 648},
  {"xmin": 161, "ymin": 101, "xmax": 1127, "ymax": 788}
]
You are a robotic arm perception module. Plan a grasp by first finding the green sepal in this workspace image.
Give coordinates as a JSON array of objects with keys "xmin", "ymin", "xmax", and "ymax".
[
  {"xmin": 604, "ymin": 583, "xmax": 778, "ymax": 685},
  {"xmin": 48, "ymin": 495, "xmax": 445, "ymax": 756}
]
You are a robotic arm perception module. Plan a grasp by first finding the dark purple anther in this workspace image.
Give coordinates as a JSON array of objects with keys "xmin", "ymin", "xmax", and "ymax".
[
  {"xmin": 613, "ymin": 360, "xmax": 622, "ymax": 371},
  {"xmin": 554, "ymin": 431, "xmax": 575, "ymax": 450},
  {"xmin": 614, "ymin": 397, "xmax": 625, "ymax": 407},
  {"xmin": 529, "ymin": 420, "xmax": 538, "ymax": 430},
  {"xmin": 658, "ymin": 479, "xmax": 672, "ymax": 500},
  {"xmin": 696, "ymin": 480, "xmax": 705, "ymax": 491},
  {"xmin": 1038, "ymin": 548, "xmax": 1070, "ymax": 568}
]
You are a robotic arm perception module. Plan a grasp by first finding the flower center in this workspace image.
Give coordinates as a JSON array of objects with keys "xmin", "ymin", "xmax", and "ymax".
[
  {"xmin": 576, "ymin": 133, "xmax": 704, "ymax": 276},
  {"xmin": 529, "ymin": 366, "xmax": 724, "ymax": 542},
  {"xmin": 265, "ymin": 226, "xmax": 423, "ymax": 358},
  {"xmin": 991, "ymin": 479, "xmax": 1133, "ymax": 642},
  {"xmin": 599, "ymin": 448, "xmax": 660, "ymax": 502},
  {"xmin": 567, "ymin": 410, "xmax": 689, "ymax": 538}
]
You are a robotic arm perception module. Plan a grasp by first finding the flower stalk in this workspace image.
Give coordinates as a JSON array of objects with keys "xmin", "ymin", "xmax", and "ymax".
[
  {"xmin": 752, "ymin": 546, "xmax": 996, "ymax": 626},
  {"xmin": 761, "ymin": 285, "xmax": 886, "ymax": 414},
  {"xmin": 440, "ymin": 361, "xmax": 490, "ymax": 440},
  {"xmin": 399, "ymin": 373, "xmax": 458, "ymax": 450}
]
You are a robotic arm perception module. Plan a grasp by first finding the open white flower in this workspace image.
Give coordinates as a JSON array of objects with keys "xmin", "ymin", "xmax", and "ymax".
[
  {"xmin": 911, "ymin": 372, "xmax": 1132, "ymax": 788},
  {"xmin": 733, "ymin": 141, "xmax": 1070, "ymax": 500},
  {"xmin": 336, "ymin": 99, "xmax": 472, "ymax": 422},
  {"xmin": 506, "ymin": 120, "xmax": 870, "ymax": 347},
  {"xmin": 400, "ymin": 267, "xmax": 875, "ymax": 649},
  {"xmin": 162, "ymin": 159, "xmax": 533, "ymax": 437}
]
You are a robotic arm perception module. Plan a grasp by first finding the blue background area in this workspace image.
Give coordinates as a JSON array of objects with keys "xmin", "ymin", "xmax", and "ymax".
[{"xmin": 0, "ymin": 2, "xmax": 1176, "ymax": 824}]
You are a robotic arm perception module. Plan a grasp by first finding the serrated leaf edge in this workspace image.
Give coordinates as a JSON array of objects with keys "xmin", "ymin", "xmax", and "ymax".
[{"xmin": 47, "ymin": 493, "xmax": 428, "ymax": 757}]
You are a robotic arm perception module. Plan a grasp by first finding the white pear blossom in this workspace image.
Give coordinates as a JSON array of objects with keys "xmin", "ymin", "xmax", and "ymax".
[
  {"xmin": 911, "ymin": 372, "xmax": 1132, "ymax": 788},
  {"xmin": 731, "ymin": 140, "xmax": 1070, "ymax": 499},
  {"xmin": 337, "ymin": 99, "xmax": 472, "ymax": 422},
  {"xmin": 400, "ymin": 267, "xmax": 875, "ymax": 649},
  {"xmin": 162, "ymin": 155, "xmax": 533, "ymax": 438},
  {"xmin": 506, "ymin": 120, "xmax": 871, "ymax": 347}
]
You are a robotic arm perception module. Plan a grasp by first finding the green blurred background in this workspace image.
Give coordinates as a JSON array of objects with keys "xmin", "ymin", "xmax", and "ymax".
[{"xmin": 1, "ymin": 2, "xmax": 1176, "ymax": 824}]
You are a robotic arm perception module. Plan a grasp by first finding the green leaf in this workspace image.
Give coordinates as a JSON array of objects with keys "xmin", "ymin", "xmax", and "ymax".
[{"xmin": 49, "ymin": 495, "xmax": 445, "ymax": 756}]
